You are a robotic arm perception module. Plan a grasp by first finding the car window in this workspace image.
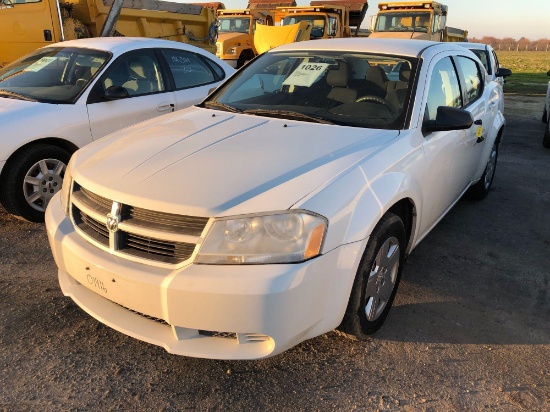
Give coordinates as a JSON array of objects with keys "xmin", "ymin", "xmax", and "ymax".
[
  {"xmin": 469, "ymin": 49, "xmax": 490, "ymax": 74},
  {"xmin": 491, "ymin": 50, "xmax": 500, "ymax": 75},
  {"xmin": 0, "ymin": 47, "xmax": 109, "ymax": 103},
  {"xmin": 425, "ymin": 57, "xmax": 462, "ymax": 121},
  {"xmin": 455, "ymin": 56, "xmax": 483, "ymax": 105},
  {"xmin": 99, "ymin": 50, "xmax": 165, "ymax": 97},
  {"xmin": 209, "ymin": 51, "xmax": 416, "ymax": 130},
  {"xmin": 160, "ymin": 49, "xmax": 217, "ymax": 89}
]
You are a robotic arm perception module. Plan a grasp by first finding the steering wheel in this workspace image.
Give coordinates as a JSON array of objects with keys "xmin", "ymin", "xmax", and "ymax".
[{"xmin": 355, "ymin": 95, "xmax": 397, "ymax": 115}]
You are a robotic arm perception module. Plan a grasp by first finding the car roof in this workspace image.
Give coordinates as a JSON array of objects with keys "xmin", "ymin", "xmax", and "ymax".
[
  {"xmin": 455, "ymin": 42, "xmax": 490, "ymax": 51},
  {"xmin": 267, "ymin": 38, "xmax": 470, "ymax": 58},
  {"xmin": 44, "ymin": 37, "xmax": 214, "ymax": 58}
]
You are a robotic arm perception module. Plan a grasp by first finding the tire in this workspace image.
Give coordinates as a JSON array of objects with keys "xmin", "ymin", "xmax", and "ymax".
[
  {"xmin": 0, "ymin": 144, "xmax": 71, "ymax": 222},
  {"xmin": 544, "ymin": 123, "xmax": 550, "ymax": 148},
  {"xmin": 337, "ymin": 213, "xmax": 406, "ymax": 340},
  {"xmin": 542, "ymin": 107, "xmax": 548, "ymax": 123},
  {"xmin": 466, "ymin": 142, "xmax": 498, "ymax": 200}
]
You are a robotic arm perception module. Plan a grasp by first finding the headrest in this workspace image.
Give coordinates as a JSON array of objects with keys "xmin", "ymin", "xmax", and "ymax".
[
  {"xmin": 128, "ymin": 56, "xmax": 154, "ymax": 80},
  {"xmin": 399, "ymin": 63, "xmax": 411, "ymax": 82},
  {"xmin": 326, "ymin": 62, "xmax": 349, "ymax": 87},
  {"xmin": 365, "ymin": 66, "xmax": 388, "ymax": 84}
]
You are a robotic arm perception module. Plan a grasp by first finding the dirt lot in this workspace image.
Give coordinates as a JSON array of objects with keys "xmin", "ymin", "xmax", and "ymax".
[{"xmin": 1, "ymin": 95, "xmax": 549, "ymax": 411}]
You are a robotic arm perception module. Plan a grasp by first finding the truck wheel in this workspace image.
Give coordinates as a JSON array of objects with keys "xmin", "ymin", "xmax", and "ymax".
[
  {"xmin": 466, "ymin": 142, "xmax": 498, "ymax": 200},
  {"xmin": 542, "ymin": 107, "xmax": 547, "ymax": 123},
  {"xmin": 0, "ymin": 144, "xmax": 71, "ymax": 222},
  {"xmin": 337, "ymin": 213, "xmax": 406, "ymax": 340}
]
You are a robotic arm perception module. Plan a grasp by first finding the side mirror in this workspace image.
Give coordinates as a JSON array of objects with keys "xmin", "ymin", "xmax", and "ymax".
[
  {"xmin": 423, "ymin": 106, "xmax": 473, "ymax": 133},
  {"xmin": 104, "ymin": 85, "xmax": 129, "ymax": 100},
  {"xmin": 496, "ymin": 67, "xmax": 512, "ymax": 78}
]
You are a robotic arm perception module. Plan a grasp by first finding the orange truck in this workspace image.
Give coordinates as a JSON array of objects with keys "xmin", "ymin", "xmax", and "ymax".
[
  {"xmin": 369, "ymin": 1, "xmax": 468, "ymax": 41},
  {"xmin": 214, "ymin": 1, "xmax": 296, "ymax": 68},
  {"xmin": 0, "ymin": 0, "xmax": 218, "ymax": 67}
]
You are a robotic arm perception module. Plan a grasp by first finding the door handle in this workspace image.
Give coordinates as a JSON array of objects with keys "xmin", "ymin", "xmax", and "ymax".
[
  {"xmin": 474, "ymin": 119, "xmax": 482, "ymax": 125},
  {"xmin": 157, "ymin": 102, "xmax": 175, "ymax": 112}
]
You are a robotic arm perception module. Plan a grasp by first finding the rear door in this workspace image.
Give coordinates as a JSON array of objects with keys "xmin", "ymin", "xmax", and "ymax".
[
  {"xmin": 86, "ymin": 49, "xmax": 176, "ymax": 139},
  {"xmin": 158, "ymin": 48, "xmax": 226, "ymax": 111}
]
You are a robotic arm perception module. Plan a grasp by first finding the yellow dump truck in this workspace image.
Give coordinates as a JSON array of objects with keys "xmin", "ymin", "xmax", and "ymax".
[
  {"xmin": 215, "ymin": 1, "xmax": 296, "ymax": 68},
  {"xmin": 369, "ymin": 1, "xmax": 468, "ymax": 41},
  {"xmin": 0, "ymin": 0, "xmax": 218, "ymax": 67},
  {"xmin": 278, "ymin": 0, "xmax": 369, "ymax": 40}
]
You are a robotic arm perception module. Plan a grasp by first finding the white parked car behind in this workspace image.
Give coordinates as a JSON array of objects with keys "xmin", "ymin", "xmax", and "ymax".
[
  {"xmin": 457, "ymin": 42, "xmax": 512, "ymax": 113},
  {"xmin": 46, "ymin": 38, "xmax": 506, "ymax": 360},
  {"xmin": 0, "ymin": 37, "xmax": 234, "ymax": 221}
]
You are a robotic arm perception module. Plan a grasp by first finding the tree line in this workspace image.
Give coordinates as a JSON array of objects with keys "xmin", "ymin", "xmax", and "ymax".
[{"xmin": 470, "ymin": 36, "xmax": 550, "ymax": 51}]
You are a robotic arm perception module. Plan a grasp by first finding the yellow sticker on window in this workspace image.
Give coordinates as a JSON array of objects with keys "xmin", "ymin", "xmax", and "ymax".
[{"xmin": 476, "ymin": 126, "xmax": 483, "ymax": 138}]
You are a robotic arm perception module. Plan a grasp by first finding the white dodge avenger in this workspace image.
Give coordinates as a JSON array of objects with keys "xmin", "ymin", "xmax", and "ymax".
[{"xmin": 46, "ymin": 39, "xmax": 505, "ymax": 359}]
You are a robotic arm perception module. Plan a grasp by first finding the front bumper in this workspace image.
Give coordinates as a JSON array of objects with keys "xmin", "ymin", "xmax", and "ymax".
[{"xmin": 46, "ymin": 193, "xmax": 365, "ymax": 359}]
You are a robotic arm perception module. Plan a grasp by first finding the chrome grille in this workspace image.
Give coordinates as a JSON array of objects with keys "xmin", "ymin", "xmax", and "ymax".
[
  {"xmin": 70, "ymin": 184, "xmax": 208, "ymax": 265},
  {"xmin": 120, "ymin": 232, "xmax": 196, "ymax": 264},
  {"xmin": 72, "ymin": 207, "xmax": 109, "ymax": 246},
  {"xmin": 126, "ymin": 206, "xmax": 208, "ymax": 236}
]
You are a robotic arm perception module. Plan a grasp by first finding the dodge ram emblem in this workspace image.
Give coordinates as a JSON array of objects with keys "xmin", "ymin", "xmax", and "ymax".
[{"xmin": 106, "ymin": 214, "xmax": 119, "ymax": 233}]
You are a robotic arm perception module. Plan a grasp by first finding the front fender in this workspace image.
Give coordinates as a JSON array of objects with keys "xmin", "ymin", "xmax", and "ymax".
[{"xmin": 298, "ymin": 165, "xmax": 422, "ymax": 254}]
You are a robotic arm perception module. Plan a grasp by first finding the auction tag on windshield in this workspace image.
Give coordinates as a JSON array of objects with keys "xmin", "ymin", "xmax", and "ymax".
[
  {"xmin": 25, "ymin": 57, "xmax": 57, "ymax": 72},
  {"xmin": 476, "ymin": 126, "xmax": 483, "ymax": 138},
  {"xmin": 282, "ymin": 63, "xmax": 330, "ymax": 87}
]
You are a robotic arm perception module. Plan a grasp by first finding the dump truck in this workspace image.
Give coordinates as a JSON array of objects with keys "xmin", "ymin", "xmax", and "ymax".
[
  {"xmin": 254, "ymin": 0, "xmax": 369, "ymax": 54},
  {"xmin": 369, "ymin": 1, "xmax": 467, "ymax": 42},
  {"xmin": 214, "ymin": 1, "xmax": 296, "ymax": 68},
  {"xmin": 0, "ymin": 0, "xmax": 218, "ymax": 67},
  {"xmin": 278, "ymin": 1, "xmax": 369, "ymax": 39}
]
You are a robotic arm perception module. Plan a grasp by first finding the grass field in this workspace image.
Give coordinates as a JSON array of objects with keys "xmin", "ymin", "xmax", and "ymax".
[{"xmin": 495, "ymin": 51, "xmax": 549, "ymax": 94}]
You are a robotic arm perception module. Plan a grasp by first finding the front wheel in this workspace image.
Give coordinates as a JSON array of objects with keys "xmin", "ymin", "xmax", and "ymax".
[
  {"xmin": 337, "ymin": 213, "xmax": 406, "ymax": 340},
  {"xmin": 466, "ymin": 142, "xmax": 498, "ymax": 200},
  {"xmin": 0, "ymin": 144, "xmax": 71, "ymax": 222}
]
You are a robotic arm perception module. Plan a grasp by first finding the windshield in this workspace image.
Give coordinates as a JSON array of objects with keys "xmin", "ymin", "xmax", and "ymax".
[
  {"xmin": 0, "ymin": 47, "xmax": 110, "ymax": 104},
  {"xmin": 205, "ymin": 51, "xmax": 416, "ymax": 130},
  {"xmin": 375, "ymin": 12, "xmax": 431, "ymax": 33},
  {"xmin": 282, "ymin": 15, "xmax": 326, "ymax": 39},
  {"xmin": 218, "ymin": 17, "xmax": 252, "ymax": 34}
]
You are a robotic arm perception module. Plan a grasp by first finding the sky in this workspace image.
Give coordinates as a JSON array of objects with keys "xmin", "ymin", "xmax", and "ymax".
[{"xmin": 179, "ymin": 0, "xmax": 549, "ymax": 40}]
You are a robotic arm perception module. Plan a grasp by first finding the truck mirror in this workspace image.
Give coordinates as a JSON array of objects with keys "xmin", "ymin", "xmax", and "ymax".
[{"xmin": 104, "ymin": 85, "xmax": 129, "ymax": 100}]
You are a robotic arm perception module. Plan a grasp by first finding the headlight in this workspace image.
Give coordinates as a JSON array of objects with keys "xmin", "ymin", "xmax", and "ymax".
[
  {"xmin": 60, "ymin": 157, "xmax": 73, "ymax": 216},
  {"xmin": 195, "ymin": 211, "xmax": 327, "ymax": 264}
]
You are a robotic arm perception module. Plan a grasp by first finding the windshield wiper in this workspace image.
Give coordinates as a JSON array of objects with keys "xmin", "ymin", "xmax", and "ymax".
[
  {"xmin": 244, "ymin": 109, "xmax": 334, "ymax": 125},
  {"xmin": 0, "ymin": 89, "xmax": 37, "ymax": 102},
  {"xmin": 204, "ymin": 101, "xmax": 242, "ymax": 113}
]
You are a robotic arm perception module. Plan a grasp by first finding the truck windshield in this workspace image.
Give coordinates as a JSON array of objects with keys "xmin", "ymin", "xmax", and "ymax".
[
  {"xmin": 206, "ymin": 50, "xmax": 417, "ymax": 130},
  {"xmin": 375, "ymin": 12, "xmax": 431, "ymax": 33},
  {"xmin": 0, "ymin": 47, "xmax": 109, "ymax": 104},
  {"xmin": 218, "ymin": 17, "xmax": 252, "ymax": 34},
  {"xmin": 282, "ymin": 15, "xmax": 326, "ymax": 39}
]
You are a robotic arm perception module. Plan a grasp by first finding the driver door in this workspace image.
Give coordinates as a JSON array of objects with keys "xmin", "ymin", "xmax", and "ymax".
[{"xmin": 86, "ymin": 49, "xmax": 175, "ymax": 139}]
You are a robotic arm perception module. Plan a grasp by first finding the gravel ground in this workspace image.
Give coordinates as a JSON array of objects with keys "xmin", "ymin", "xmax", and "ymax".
[{"xmin": 1, "ymin": 95, "xmax": 549, "ymax": 411}]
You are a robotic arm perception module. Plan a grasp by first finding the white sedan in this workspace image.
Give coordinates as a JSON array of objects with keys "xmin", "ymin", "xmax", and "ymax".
[
  {"xmin": 46, "ymin": 38, "xmax": 505, "ymax": 360},
  {"xmin": 0, "ymin": 37, "xmax": 234, "ymax": 221}
]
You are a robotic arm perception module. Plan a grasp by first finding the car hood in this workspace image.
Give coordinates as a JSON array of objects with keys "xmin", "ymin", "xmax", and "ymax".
[{"xmin": 73, "ymin": 107, "xmax": 397, "ymax": 217}]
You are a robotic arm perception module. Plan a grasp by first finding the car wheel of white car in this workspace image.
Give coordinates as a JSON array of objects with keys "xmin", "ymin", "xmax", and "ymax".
[
  {"xmin": 337, "ymin": 213, "xmax": 406, "ymax": 340},
  {"xmin": 0, "ymin": 144, "xmax": 71, "ymax": 222},
  {"xmin": 542, "ymin": 107, "xmax": 548, "ymax": 123},
  {"xmin": 467, "ymin": 142, "xmax": 498, "ymax": 200}
]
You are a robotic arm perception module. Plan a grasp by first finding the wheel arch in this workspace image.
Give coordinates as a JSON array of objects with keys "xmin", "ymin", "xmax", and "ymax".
[{"xmin": 1, "ymin": 138, "xmax": 78, "ymax": 181}]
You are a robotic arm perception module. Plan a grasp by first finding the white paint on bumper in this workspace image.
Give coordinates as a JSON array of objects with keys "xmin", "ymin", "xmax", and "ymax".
[{"xmin": 46, "ymin": 194, "xmax": 366, "ymax": 359}]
